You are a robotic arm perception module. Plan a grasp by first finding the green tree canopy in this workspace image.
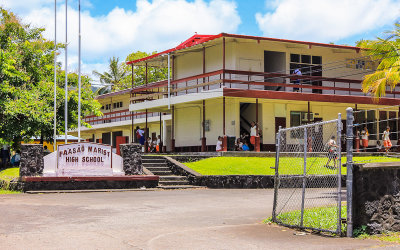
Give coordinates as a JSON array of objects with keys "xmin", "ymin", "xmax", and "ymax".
[
  {"xmin": 0, "ymin": 8, "xmax": 101, "ymax": 148},
  {"xmin": 357, "ymin": 22, "xmax": 400, "ymax": 98},
  {"xmin": 92, "ymin": 51, "xmax": 168, "ymax": 94}
]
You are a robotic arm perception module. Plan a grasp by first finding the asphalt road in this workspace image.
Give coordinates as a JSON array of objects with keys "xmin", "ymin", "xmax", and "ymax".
[{"xmin": 0, "ymin": 189, "xmax": 396, "ymax": 249}]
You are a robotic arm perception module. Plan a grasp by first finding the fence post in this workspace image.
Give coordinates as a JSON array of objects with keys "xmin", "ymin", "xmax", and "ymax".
[
  {"xmin": 337, "ymin": 113, "xmax": 342, "ymax": 235},
  {"xmin": 300, "ymin": 127, "xmax": 307, "ymax": 227},
  {"xmin": 346, "ymin": 108, "xmax": 354, "ymax": 237},
  {"xmin": 272, "ymin": 127, "xmax": 281, "ymax": 222}
]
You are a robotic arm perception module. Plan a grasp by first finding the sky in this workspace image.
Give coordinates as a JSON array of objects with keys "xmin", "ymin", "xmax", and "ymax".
[{"xmin": 2, "ymin": 0, "xmax": 400, "ymax": 85}]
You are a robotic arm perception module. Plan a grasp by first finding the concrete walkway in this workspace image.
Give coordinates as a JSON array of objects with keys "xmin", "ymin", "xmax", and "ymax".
[{"xmin": 0, "ymin": 189, "xmax": 396, "ymax": 249}]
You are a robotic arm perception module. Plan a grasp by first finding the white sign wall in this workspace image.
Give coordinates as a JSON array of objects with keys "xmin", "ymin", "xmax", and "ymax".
[{"xmin": 57, "ymin": 142, "xmax": 113, "ymax": 176}]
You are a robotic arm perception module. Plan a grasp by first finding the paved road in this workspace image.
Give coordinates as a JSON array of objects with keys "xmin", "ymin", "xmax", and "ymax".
[{"xmin": 0, "ymin": 189, "xmax": 396, "ymax": 249}]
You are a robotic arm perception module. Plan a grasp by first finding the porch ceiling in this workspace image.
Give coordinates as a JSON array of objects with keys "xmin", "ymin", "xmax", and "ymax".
[{"xmin": 129, "ymin": 88, "xmax": 224, "ymax": 112}]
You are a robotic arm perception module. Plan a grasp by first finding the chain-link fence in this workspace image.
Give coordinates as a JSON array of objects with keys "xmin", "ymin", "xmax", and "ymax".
[{"xmin": 272, "ymin": 116, "xmax": 343, "ymax": 234}]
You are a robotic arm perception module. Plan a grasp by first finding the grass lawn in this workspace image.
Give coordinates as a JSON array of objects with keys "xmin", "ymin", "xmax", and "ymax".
[
  {"xmin": 184, "ymin": 156, "xmax": 400, "ymax": 175},
  {"xmin": 0, "ymin": 167, "xmax": 21, "ymax": 194},
  {"xmin": 265, "ymin": 205, "xmax": 347, "ymax": 232}
]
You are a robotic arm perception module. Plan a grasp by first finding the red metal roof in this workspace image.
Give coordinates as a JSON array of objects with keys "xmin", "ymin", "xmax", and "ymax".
[
  {"xmin": 126, "ymin": 34, "xmax": 221, "ymax": 65},
  {"xmin": 126, "ymin": 33, "xmax": 361, "ymax": 65}
]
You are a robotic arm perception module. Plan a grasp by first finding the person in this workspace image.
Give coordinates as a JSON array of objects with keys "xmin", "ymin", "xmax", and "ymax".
[
  {"xmin": 156, "ymin": 135, "xmax": 161, "ymax": 153},
  {"xmin": 242, "ymin": 142, "xmax": 250, "ymax": 151},
  {"xmin": 250, "ymin": 121, "xmax": 258, "ymax": 151},
  {"xmin": 1, "ymin": 145, "xmax": 10, "ymax": 168},
  {"xmin": 12, "ymin": 150, "xmax": 21, "ymax": 167},
  {"xmin": 383, "ymin": 126, "xmax": 392, "ymax": 153},
  {"xmin": 293, "ymin": 68, "xmax": 302, "ymax": 92},
  {"xmin": 361, "ymin": 127, "xmax": 369, "ymax": 152},
  {"xmin": 235, "ymin": 138, "xmax": 243, "ymax": 151},
  {"xmin": 216, "ymin": 136, "xmax": 223, "ymax": 152},
  {"xmin": 147, "ymin": 137, "xmax": 153, "ymax": 152},
  {"xmin": 136, "ymin": 126, "xmax": 145, "ymax": 146},
  {"xmin": 43, "ymin": 145, "xmax": 51, "ymax": 155},
  {"xmin": 376, "ymin": 140, "xmax": 385, "ymax": 152},
  {"xmin": 325, "ymin": 136, "xmax": 338, "ymax": 168}
]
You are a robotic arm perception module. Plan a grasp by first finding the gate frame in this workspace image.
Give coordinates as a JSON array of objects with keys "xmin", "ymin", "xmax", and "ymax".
[{"xmin": 272, "ymin": 113, "xmax": 343, "ymax": 235}]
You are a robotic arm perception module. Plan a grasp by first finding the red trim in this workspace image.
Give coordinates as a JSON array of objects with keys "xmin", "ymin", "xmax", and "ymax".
[
  {"xmin": 126, "ymin": 33, "xmax": 362, "ymax": 65},
  {"xmin": 223, "ymin": 88, "xmax": 400, "ymax": 106},
  {"xmin": 22, "ymin": 176, "xmax": 159, "ymax": 182},
  {"xmin": 126, "ymin": 34, "xmax": 222, "ymax": 65}
]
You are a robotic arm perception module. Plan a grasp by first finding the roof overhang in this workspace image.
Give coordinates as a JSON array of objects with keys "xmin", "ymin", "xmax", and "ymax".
[
  {"xmin": 129, "ymin": 88, "xmax": 224, "ymax": 112},
  {"xmin": 126, "ymin": 33, "xmax": 363, "ymax": 67}
]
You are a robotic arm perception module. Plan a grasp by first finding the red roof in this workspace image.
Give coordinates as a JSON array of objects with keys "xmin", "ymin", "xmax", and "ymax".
[{"xmin": 126, "ymin": 33, "xmax": 361, "ymax": 65}]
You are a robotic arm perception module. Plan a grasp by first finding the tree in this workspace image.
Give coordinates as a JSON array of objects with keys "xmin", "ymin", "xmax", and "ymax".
[
  {"xmin": 123, "ymin": 51, "xmax": 168, "ymax": 90},
  {"xmin": 92, "ymin": 56, "xmax": 128, "ymax": 94},
  {"xmin": 357, "ymin": 22, "xmax": 400, "ymax": 98},
  {"xmin": 0, "ymin": 8, "xmax": 101, "ymax": 148}
]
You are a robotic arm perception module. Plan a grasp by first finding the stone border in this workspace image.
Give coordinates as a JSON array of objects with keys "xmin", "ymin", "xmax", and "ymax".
[{"xmin": 162, "ymin": 156, "xmax": 346, "ymax": 188}]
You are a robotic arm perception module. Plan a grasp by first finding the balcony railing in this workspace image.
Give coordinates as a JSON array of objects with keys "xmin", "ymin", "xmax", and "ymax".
[
  {"xmin": 130, "ymin": 69, "xmax": 400, "ymax": 102},
  {"xmin": 84, "ymin": 109, "xmax": 160, "ymax": 126}
]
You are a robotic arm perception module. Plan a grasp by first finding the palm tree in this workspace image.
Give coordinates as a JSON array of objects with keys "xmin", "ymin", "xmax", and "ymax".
[
  {"xmin": 92, "ymin": 57, "xmax": 128, "ymax": 95},
  {"xmin": 358, "ymin": 22, "xmax": 400, "ymax": 98}
]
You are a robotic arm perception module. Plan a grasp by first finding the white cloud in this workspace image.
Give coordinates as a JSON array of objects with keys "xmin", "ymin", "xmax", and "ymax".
[
  {"xmin": 2, "ymin": 0, "xmax": 240, "ymax": 80},
  {"xmin": 255, "ymin": 0, "xmax": 400, "ymax": 43}
]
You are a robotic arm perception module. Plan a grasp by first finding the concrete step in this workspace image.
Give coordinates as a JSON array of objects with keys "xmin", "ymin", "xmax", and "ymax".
[
  {"xmin": 145, "ymin": 166, "xmax": 170, "ymax": 172},
  {"xmin": 159, "ymin": 176, "xmax": 188, "ymax": 181},
  {"xmin": 158, "ymin": 180, "xmax": 190, "ymax": 186},
  {"xmin": 141, "ymin": 158, "xmax": 166, "ymax": 163},
  {"xmin": 156, "ymin": 185, "xmax": 206, "ymax": 190},
  {"xmin": 142, "ymin": 162, "xmax": 168, "ymax": 168},
  {"xmin": 151, "ymin": 171, "xmax": 174, "ymax": 176}
]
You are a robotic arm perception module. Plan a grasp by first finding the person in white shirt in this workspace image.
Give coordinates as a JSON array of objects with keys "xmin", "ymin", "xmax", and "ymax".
[
  {"xmin": 383, "ymin": 126, "xmax": 392, "ymax": 153},
  {"xmin": 293, "ymin": 68, "xmax": 302, "ymax": 92},
  {"xmin": 361, "ymin": 127, "xmax": 369, "ymax": 152},
  {"xmin": 216, "ymin": 136, "xmax": 223, "ymax": 152},
  {"xmin": 325, "ymin": 136, "xmax": 338, "ymax": 168},
  {"xmin": 250, "ymin": 121, "xmax": 258, "ymax": 150}
]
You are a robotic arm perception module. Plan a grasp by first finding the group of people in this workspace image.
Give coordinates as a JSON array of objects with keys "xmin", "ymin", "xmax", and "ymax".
[
  {"xmin": 216, "ymin": 121, "xmax": 259, "ymax": 152},
  {"xmin": 135, "ymin": 126, "xmax": 162, "ymax": 153},
  {"xmin": 357, "ymin": 126, "xmax": 392, "ymax": 153},
  {"xmin": 1, "ymin": 146, "xmax": 20, "ymax": 168}
]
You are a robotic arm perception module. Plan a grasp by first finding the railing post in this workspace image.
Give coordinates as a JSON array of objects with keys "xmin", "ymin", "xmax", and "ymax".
[
  {"xmin": 300, "ymin": 126, "xmax": 307, "ymax": 228},
  {"xmin": 272, "ymin": 126, "xmax": 281, "ymax": 222},
  {"xmin": 337, "ymin": 113, "xmax": 342, "ymax": 235},
  {"xmin": 346, "ymin": 107, "xmax": 354, "ymax": 237}
]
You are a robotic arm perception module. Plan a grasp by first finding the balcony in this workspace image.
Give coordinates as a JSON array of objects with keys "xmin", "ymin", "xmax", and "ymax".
[
  {"xmin": 129, "ymin": 69, "xmax": 400, "ymax": 106},
  {"xmin": 84, "ymin": 109, "xmax": 160, "ymax": 126}
]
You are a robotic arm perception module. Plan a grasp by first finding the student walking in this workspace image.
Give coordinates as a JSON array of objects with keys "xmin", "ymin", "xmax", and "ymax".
[
  {"xmin": 383, "ymin": 126, "xmax": 392, "ymax": 153},
  {"xmin": 216, "ymin": 136, "xmax": 223, "ymax": 152},
  {"xmin": 325, "ymin": 136, "xmax": 338, "ymax": 168},
  {"xmin": 250, "ymin": 121, "xmax": 258, "ymax": 151}
]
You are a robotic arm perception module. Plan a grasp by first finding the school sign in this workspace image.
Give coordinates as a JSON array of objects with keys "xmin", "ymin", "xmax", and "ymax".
[{"xmin": 57, "ymin": 142, "xmax": 113, "ymax": 176}]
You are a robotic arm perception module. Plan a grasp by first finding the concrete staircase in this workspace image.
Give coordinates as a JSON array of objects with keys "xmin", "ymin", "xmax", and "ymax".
[{"xmin": 142, "ymin": 156, "xmax": 203, "ymax": 189}]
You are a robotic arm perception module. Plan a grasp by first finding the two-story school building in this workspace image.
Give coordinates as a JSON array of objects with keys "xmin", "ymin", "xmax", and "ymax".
[{"xmin": 72, "ymin": 33, "xmax": 400, "ymax": 152}]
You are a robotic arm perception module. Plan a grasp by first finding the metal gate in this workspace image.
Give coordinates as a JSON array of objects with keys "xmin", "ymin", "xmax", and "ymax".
[{"xmin": 272, "ymin": 115, "xmax": 344, "ymax": 234}]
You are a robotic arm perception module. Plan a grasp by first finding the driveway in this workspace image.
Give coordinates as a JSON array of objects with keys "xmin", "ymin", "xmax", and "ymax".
[{"xmin": 0, "ymin": 189, "xmax": 395, "ymax": 249}]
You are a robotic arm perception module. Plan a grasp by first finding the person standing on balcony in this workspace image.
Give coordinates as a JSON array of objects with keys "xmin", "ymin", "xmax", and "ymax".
[
  {"xmin": 361, "ymin": 127, "xmax": 369, "ymax": 152},
  {"xmin": 383, "ymin": 126, "xmax": 392, "ymax": 154},
  {"xmin": 293, "ymin": 68, "xmax": 302, "ymax": 92}
]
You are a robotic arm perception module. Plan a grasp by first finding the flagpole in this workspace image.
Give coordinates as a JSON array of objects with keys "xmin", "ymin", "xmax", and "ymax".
[
  {"xmin": 77, "ymin": 0, "xmax": 81, "ymax": 142},
  {"xmin": 53, "ymin": 0, "xmax": 57, "ymax": 151},
  {"xmin": 64, "ymin": 0, "xmax": 68, "ymax": 144}
]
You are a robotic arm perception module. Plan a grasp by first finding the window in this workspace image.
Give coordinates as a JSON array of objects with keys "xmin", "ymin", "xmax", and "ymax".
[
  {"xmin": 112, "ymin": 101, "xmax": 123, "ymax": 109},
  {"xmin": 290, "ymin": 54, "xmax": 300, "ymax": 63},
  {"xmin": 105, "ymin": 104, "xmax": 111, "ymax": 110},
  {"xmin": 301, "ymin": 55, "xmax": 311, "ymax": 64}
]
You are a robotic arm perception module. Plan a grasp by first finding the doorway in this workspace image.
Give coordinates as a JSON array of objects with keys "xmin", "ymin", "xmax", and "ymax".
[{"xmin": 264, "ymin": 51, "xmax": 286, "ymax": 91}]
